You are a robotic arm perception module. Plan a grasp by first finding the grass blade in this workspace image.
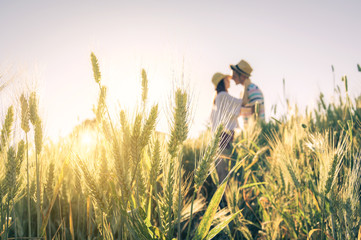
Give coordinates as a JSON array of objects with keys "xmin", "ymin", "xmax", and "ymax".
[
  {"xmin": 205, "ymin": 210, "xmax": 241, "ymax": 240},
  {"xmin": 193, "ymin": 178, "xmax": 228, "ymax": 240}
]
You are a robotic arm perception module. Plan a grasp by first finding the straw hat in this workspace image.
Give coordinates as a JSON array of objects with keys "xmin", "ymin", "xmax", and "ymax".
[
  {"xmin": 230, "ymin": 60, "xmax": 253, "ymax": 77},
  {"xmin": 212, "ymin": 72, "xmax": 231, "ymax": 89}
]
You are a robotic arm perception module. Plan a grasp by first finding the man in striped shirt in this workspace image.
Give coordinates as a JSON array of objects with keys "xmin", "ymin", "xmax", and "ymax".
[{"xmin": 230, "ymin": 60, "xmax": 265, "ymax": 126}]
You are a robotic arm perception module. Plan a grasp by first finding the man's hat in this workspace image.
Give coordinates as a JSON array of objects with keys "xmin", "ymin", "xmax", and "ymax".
[
  {"xmin": 230, "ymin": 60, "xmax": 252, "ymax": 77},
  {"xmin": 212, "ymin": 72, "xmax": 231, "ymax": 89}
]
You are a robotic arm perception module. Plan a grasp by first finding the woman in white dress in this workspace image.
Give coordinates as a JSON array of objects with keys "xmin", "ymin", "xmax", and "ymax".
[{"xmin": 210, "ymin": 72, "xmax": 242, "ymax": 182}]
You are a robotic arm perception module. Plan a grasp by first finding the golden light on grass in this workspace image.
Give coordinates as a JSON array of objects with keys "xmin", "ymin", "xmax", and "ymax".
[
  {"xmin": 79, "ymin": 129, "xmax": 96, "ymax": 153},
  {"xmin": 0, "ymin": 52, "xmax": 360, "ymax": 239}
]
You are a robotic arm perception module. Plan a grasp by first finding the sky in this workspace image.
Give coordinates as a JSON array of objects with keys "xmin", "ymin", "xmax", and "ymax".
[{"xmin": 1, "ymin": 0, "xmax": 361, "ymax": 140}]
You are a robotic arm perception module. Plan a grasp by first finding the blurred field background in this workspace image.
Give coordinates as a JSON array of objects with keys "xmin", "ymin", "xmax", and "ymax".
[
  {"xmin": 0, "ymin": 53, "xmax": 359, "ymax": 239},
  {"xmin": 1, "ymin": 1, "xmax": 361, "ymax": 239},
  {"xmin": 1, "ymin": 1, "xmax": 361, "ymax": 140}
]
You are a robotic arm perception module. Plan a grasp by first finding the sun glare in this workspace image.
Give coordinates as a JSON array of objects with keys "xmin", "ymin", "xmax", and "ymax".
[{"xmin": 79, "ymin": 129, "xmax": 96, "ymax": 152}]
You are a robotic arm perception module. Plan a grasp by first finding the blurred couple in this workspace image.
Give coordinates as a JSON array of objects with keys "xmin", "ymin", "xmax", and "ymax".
[{"xmin": 210, "ymin": 59, "xmax": 265, "ymax": 182}]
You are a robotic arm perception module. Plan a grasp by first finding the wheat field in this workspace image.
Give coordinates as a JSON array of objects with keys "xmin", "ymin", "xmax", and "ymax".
[{"xmin": 0, "ymin": 53, "xmax": 360, "ymax": 240}]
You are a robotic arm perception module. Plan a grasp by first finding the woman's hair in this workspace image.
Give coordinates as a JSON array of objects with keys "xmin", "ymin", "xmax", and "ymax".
[
  {"xmin": 213, "ymin": 79, "xmax": 227, "ymax": 104},
  {"xmin": 216, "ymin": 79, "xmax": 226, "ymax": 94}
]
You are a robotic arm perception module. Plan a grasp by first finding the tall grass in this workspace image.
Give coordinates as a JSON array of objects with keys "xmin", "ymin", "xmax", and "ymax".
[
  {"xmin": 0, "ymin": 58, "xmax": 359, "ymax": 240},
  {"xmin": 255, "ymin": 79, "xmax": 361, "ymax": 239}
]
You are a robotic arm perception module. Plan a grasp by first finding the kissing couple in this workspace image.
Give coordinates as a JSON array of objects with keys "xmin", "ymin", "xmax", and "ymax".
[{"xmin": 210, "ymin": 59, "xmax": 265, "ymax": 182}]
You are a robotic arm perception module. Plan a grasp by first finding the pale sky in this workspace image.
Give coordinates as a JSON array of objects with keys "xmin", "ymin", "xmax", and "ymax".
[{"xmin": 1, "ymin": 1, "xmax": 361, "ymax": 140}]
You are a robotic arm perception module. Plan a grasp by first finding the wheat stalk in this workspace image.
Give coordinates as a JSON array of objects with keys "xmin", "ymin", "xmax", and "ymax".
[
  {"xmin": 96, "ymin": 86, "xmax": 107, "ymax": 122},
  {"xmin": 140, "ymin": 105, "xmax": 158, "ymax": 148},
  {"xmin": 29, "ymin": 91, "xmax": 43, "ymax": 236},
  {"xmin": 0, "ymin": 106, "xmax": 14, "ymax": 152},
  {"xmin": 77, "ymin": 157, "xmax": 108, "ymax": 216},
  {"xmin": 29, "ymin": 92, "xmax": 39, "ymax": 125},
  {"xmin": 141, "ymin": 69, "xmax": 148, "ymax": 109},
  {"xmin": 91, "ymin": 52, "xmax": 101, "ymax": 84},
  {"xmin": 20, "ymin": 94, "xmax": 30, "ymax": 133},
  {"xmin": 20, "ymin": 93, "xmax": 32, "ymax": 237},
  {"xmin": 168, "ymin": 89, "xmax": 189, "ymax": 158},
  {"xmin": 194, "ymin": 124, "xmax": 223, "ymax": 190}
]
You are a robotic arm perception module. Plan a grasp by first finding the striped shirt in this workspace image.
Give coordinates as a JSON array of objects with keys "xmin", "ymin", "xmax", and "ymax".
[{"xmin": 241, "ymin": 83, "xmax": 265, "ymax": 125}]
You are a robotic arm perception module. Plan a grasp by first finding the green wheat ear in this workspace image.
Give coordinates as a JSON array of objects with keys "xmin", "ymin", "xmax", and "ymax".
[
  {"xmin": 20, "ymin": 94, "xmax": 30, "ymax": 133},
  {"xmin": 29, "ymin": 92, "xmax": 39, "ymax": 125},
  {"xmin": 46, "ymin": 161, "xmax": 55, "ymax": 197},
  {"xmin": 140, "ymin": 104, "xmax": 158, "ymax": 147},
  {"xmin": 342, "ymin": 75, "xmax": 348, "ymax": 93},
  {"xmin": 141, "ymin": 69, "xmax": 148, "ymax": 105},
  {"xmin": 35, "ymin": 120, "xmax": 43, "ymax": 154},
  {"xmin": 324, "ymin": 154, "xmax": 339, "ymax": 195},
  {"xmin": 78, "ymin": 158, "xmax": 107, "ymax": 213},
  {"xmin": 91, "ymin": 52, "xmax": 101, "ymax": 84},
  {"xmin": 16, "ymin": 140, "xmax": 25, "ymax": 174},
  {"xmin": 5, "ymin": 141, "xmax": 24, "ymax": 201},
  {"xmin": 319, "ymin": 93, "xmax": 327, "ymax": 110},
  {"xmin": 149, "ymin": 138, "xmax": 161, "ymax": 186},
  {"xmin": 130, "ymin": 114, "xmax": 142, "ymax": 166},
  {"xmin": 168, "ymin": 89, "xmax": 189, "ymax": 158},
  {"xmin": 194, "ymin": 124, "xmax": 223, "ymax": 190},
  {"xmin": 5, "ymin": 146, "xmax": 19, "ymax": 204},
  {"xmin": 1, "ymin": 105, "xmax": 14, "ymax": 150}
]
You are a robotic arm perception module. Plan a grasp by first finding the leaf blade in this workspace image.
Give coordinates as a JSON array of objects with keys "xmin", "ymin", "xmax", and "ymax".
[
  {"xmin": 205, "ymin": 210, "xmax": 241, "ymax": 240},
  {"xmin": 193, "ymin": 178, "xmax": 228, "ymax": 240}
]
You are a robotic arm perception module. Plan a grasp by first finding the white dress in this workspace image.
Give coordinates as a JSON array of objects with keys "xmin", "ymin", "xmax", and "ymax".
[{"xmin": 210, "ymin": 92, "xmax": 242, "ymax": 133}]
